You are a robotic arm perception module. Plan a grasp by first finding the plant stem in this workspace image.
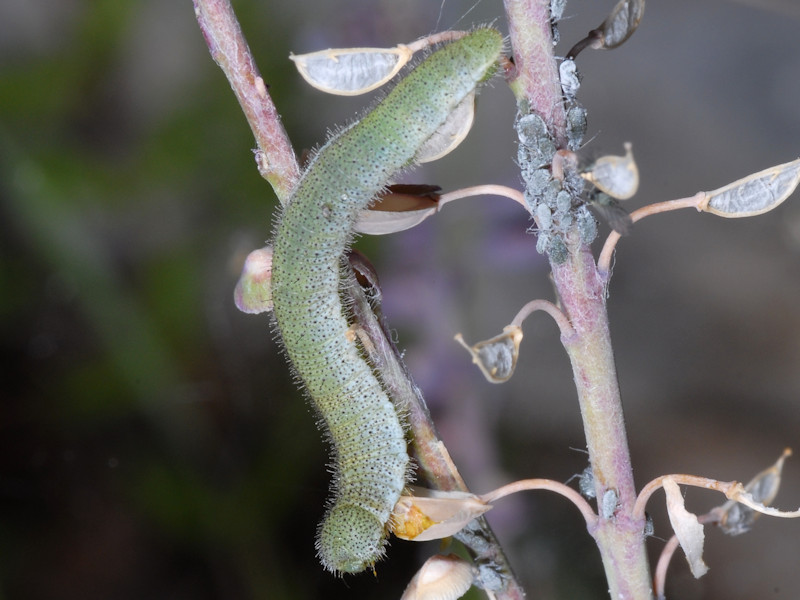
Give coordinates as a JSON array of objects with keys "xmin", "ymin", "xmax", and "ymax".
[
  {"xmin": 551, "ymin": 239, "xmax": 652, "ymax": 599},
  {"xmin": 193, "ymin": 0, "xmax": 299, "ymax": 201},
  {"xmin": 504, "ymin": 0, "xmax": 653, "ymax": 596},
  {"xmin": 503, "ymin": 0, "xmax": 566, "ymax": 144}
]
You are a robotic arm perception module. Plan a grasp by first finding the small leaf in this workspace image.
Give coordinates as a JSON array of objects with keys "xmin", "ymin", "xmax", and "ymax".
[
  {"xmin": 400, "ymin": 554, "xmax": 474, "ymax": 600},
  {"xmin": 233, "ymin": 246, "xmax": 273, "ymax": 314},
  {"xmin": 454, "ymin": 325, "xmax": 523, "ymax": 383},
  {"xmin": 416, "ymin": 91, "xmax": 476, "ymax": 163},
  {"xmin": 701, "ymin": 158, "xmax": 800, "ymax": 217},
  {"xmin": 599, "ymin": 0, "xmax": 646, "ymax": 49},
  {"xmin": 290, "ymin": 45, "xmax": 413, "ymax": 96},
  {"xmin": 719, "ymin": 448, "xmax": 791, "ymax": 536},
  {"xmin": 663, "ymin": 478, "xmax": 709, "ymax": 579},
  {"xmin": 391, "ymin": 488, "xmax": 491, "ymax": 542}
]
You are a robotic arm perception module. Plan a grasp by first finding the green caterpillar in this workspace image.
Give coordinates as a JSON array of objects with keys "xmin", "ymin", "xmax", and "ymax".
[{"xmin": 270, "ymin": 28, "xmax": 503, "ymax": 574}]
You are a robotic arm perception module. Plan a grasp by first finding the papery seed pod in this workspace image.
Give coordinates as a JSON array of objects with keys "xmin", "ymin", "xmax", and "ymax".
[
  {"xmin": 290, "ymin": 45, "xmax": 413, "ymax": 95},
  {"xmin": 663, "ymin": 478, "xmax": 709, "ymax": 578},
  {"xmin": 400, "ymin": 554, "xmax": 475, "ymax": 600},
  {"xmin": 702, "ymin": 158, "xmax": 800, "ymax": 218},
  {"xmin": 392, "ymin": 488, "xmax": 491, "ymax": 542},
  {"xmin": 416, "ymin": 91, "xmax": 476, "ymax": 163},
  {"xmin": 454, "ymin": 325, "xmax": 523, "ymax": 383},
  {"xmin": 581, "ymin": 142, "xmax": 639, "ymax": 200},
  {"xmin": 599, "ymin": 0, "xmax": 646, "ymax": 50},
  {"xmin": 718, "ymin": 448, "xmax": 791, "ymax": 536}
]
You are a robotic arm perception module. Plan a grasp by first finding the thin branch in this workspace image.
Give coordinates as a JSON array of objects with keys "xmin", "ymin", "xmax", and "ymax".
[
  {"xmin": 193, "ymin": 0, "xmax": 300, "ymax": 201},
  {"xmin": 597, "ymin": 192, "xmax": 707, "ymax": 276},
  {"xmin": 480, "ymin": 478, "xmax": 598, "ymax": 527},
  {"xmin": 653, "ymin": 533, "xmax": 680, "ymax": 600},
  {"xmin": 510, "ymin": 298, "xmax": 576, "ymax": 340},
  {"xmin": 633, "ymin": 474, "xmax": 736, "ymax": 521}
]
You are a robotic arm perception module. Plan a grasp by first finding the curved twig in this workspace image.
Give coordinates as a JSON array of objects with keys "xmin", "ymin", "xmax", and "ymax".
[
  {"xmin": 480, "ymin": 478, "xmax": 598, "ymax": 528},
  {"xmin": 597, "ymin": 192, "xmax": 707, "ymax": 276}
]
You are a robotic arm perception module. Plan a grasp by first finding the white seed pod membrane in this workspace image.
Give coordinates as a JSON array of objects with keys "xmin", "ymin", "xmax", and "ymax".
[
  {"xmin": 454, "ymin": 325, "xmax": 523, "ymax": 383},
  {"xmin": 600, "ymin": 0, "xmax": 646, "ymax": 49},
  {"xmin": 271, "ymin": 29, "xmax": 503, "ymax": 574},
  {"xmin": 703, "ymin": 158, "xmax": 800, "ymax": 217},
  {"xmin": 582, "ymin": 142, "xmax": 639, "ymax": 200},
  {"xmin": 416, "ymin": 90, "xmax": 476, "ymax": 163},
  {"xmin": 290, "ymin": 45, "xmax": 413, "ymax": 95}
]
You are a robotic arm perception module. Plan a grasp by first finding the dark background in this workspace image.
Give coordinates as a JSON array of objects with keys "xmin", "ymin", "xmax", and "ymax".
[{"xmin": 1, "ymin": 1, "xmax": 799, "ymax": 599}]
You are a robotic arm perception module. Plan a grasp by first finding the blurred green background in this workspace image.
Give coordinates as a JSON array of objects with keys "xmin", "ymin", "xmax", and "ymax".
[{"xmin": 1, "ymin": 1, "xmax": 799, "ymax": 599}]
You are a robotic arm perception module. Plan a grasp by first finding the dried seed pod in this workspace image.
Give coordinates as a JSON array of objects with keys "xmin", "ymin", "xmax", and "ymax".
[
  {"xmin": 718, "ymin": 448, "xmax": 791, "ymax": 536},
  {"xmin": 392, "ymin": 488, "xmax": 491, "ymax": 542},
  {"xmin": 702, "ymin": 158, "xmax": 800, "ymax": 218},
  {"xmin": 454, "ymin": 325, "xmax": 523, "ymax": 383},
  {"xmin": 290, "ymin": 45, "xmax": 413, "ymax": 95},
  {"xmin": 400, "ymin": 554, "xmax": 475, "ymax": 600},
  {"xmin": 416, "ymin": 91, "xmax": 476, "ymax": 163},
  {"xmin": 581, "ymin": 142, "xmax": 639, "ymax": 200},
  {"xmin": 599, "ymin": 0, "xmax": 646, "ymax": 49},
  {"xmin": 663, "ymin": 478, "xmax": 709, "ymax": 579}
]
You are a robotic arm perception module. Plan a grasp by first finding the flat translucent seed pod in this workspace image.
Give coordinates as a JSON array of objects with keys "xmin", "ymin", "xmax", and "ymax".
[
  {"xmin": 290, "ymin": 45, "xmax": 413, "ymax": 95},
  {"xmin": 400, "ymin": 554, "xmax": 475, "ymax": 600},
  {"xmin": 582, "ymin": 142, "xmax": 639, "ymax": 200},
  {"xmin": 454, "ymin": 325, "xmax": 523, "ymax": 383},
  {"xmin": 600, "ymin": 0, "xmax": 646, "ymax": 49},
  {"xmin": 416, "ymin": 91, "xmax": 476, "ymax": 163},
  {"xmin": 702, "ymin": 158, "xmax": 800, "ymax": 218},
  {"xmin": 355, "ymin": 184, "xmax": 441, "ymax": 235},
  {"xmin": 718, "ymin": 448, "xmax": 791, "ymax": 536}
]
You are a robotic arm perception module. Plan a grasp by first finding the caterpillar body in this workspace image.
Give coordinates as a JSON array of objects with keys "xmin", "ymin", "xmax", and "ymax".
[{"xmin": 270, "ymin": 28, "xmax": 503, "ymax": 574}]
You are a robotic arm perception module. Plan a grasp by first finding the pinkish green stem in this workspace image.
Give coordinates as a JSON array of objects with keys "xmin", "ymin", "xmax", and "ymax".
[
  {"xmin": 552, "ymin": 238, "xmax": 652, "ymax": 599},
  {"xmin": 504, "ymin": 0, "xmax": 653, "ymax": 597},
  {"xmin": 193, "ymin": 0, "xmax": 300, "ymax": 201}
]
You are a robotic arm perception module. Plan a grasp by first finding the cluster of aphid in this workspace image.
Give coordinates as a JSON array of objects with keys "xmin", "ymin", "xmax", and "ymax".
[
  {"xmin": 515, "ymin": 16, "xmax": 594, "ymax": 264},
  {"xmin": 517, "ymin": 1, "xmax": 643, "ymax": 263}
]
